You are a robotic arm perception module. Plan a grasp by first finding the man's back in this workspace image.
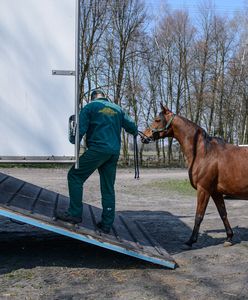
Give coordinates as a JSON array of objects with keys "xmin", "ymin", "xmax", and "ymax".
[{"xmin": 79, "ymin": 98, "xmax": 138, "ymax": 154}]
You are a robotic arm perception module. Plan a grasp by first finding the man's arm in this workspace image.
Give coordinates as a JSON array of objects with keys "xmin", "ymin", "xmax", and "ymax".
[{"xmin": 122, "ymin": 112, "xmax": 138, "ymax": 136}]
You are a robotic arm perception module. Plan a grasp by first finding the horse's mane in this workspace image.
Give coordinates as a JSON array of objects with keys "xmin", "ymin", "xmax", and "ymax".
[
  {"xmin": 179, "ymin": 115, "xmax": 226, "ymax": 153},
  {"xmin": 202, "ymin": 129, "xmax": 226, "ymax": 153}
]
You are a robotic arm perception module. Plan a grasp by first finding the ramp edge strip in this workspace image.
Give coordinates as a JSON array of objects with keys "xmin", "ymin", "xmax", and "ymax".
[{"xmin": 0, "ymin": 208, "xmax": 176, "ymax": 269}]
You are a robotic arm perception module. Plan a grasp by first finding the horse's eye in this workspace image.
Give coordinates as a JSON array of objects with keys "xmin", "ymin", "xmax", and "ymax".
[{"xmin": 155, "ymin": 119, "xmax": 161, "ymax": 123}]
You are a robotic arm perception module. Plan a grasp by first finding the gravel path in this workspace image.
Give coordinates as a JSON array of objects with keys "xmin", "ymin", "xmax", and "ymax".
[{"xmin": 0, "ymin": 167, "xmax": 248, "ymax": 300}]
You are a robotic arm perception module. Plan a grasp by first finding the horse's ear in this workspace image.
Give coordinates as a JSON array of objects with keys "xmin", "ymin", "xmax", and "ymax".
[{"xmin": 160, "ymin": 102, "xmax": 171, "ymax": 114}]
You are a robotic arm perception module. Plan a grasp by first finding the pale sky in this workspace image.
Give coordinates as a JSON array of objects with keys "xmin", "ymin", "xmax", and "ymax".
[{"xmin": 146, "ymin": 0, "xmax": 247, "ymax": 18}]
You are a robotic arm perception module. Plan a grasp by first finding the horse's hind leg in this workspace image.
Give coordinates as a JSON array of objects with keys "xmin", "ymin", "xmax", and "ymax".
[
  {"xmin": 184, "ymin": 187, "xmax": 210, "ymax": 248},
  {"xmin": 211, "ymin": 192, "xmax": 233, "ymax": 246}
]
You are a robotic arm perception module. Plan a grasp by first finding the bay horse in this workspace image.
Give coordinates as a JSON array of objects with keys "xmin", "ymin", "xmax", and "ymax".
[{"xmin": 141, "ymin": 103, "xmax": 248, "ymax": 249}]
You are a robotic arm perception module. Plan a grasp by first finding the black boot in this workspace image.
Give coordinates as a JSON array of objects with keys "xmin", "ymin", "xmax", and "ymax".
[
  {"xmin": 55, "ymin": 211, "xmax": 82, "ymax": 224},
  {"xmin": 96, "ymin": 222, "xmax": 111, "ymax": 234}
]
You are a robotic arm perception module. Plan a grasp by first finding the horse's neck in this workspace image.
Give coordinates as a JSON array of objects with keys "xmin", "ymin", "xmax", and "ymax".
[{"xmin": 172, "ymin": 116, "xmax": 203, "ymax": 166}]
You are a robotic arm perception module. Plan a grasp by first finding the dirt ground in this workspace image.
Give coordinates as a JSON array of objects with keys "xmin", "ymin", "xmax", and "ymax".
[{"xmin": 0, "ymin": 167, "xmax": 248, "ymax": 300}]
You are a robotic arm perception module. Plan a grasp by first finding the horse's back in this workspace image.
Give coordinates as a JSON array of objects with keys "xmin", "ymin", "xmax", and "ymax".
[{"xmin": 218, "ymin": 144, "xmax": 248, "ymax": 170}]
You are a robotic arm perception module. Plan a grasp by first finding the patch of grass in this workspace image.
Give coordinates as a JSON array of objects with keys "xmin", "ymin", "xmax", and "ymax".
[
  {"xmin": 4, "ymin": 273, "xmax": 16, "ymax": 280},
  {"xmin": 148, "ymin": 179, "xmax": 196, "ymax": 196},
  {"xmin": 3, "ymin": 270, "xmax": 34, "ymax": 281}
]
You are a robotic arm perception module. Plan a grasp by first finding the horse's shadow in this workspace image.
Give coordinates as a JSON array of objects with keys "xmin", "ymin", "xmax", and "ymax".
[
  {"xmin": 203, "ymin": 226, "xmax": 248, "ymax": 245},
  {"xmin": 121, "ymin": 211, "xmax": 248, "ymax": 254}
]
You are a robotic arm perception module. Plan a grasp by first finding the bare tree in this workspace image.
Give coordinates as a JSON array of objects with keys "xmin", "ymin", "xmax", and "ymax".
[
  {"xmin": 107, "ymin": 0, "xmax": 146, "ymax": 105},
  {"xmin": 80, "ymin": 0, "xmax": 110, "ymax": 101},
  {"xmin": 78, "ymin": 0, "xmax": 248, "ymax": 166}
]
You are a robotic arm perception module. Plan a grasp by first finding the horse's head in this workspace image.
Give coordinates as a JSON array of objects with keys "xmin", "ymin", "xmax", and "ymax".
[{"xmin": 141, "ymin": 103, "xmax": 175, "ymax": 144}]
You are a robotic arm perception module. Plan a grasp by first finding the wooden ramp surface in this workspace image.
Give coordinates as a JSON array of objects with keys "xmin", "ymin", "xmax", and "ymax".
[{"xmin": 0, "ymin": 172, "xmax": 176, "ymax": 269}]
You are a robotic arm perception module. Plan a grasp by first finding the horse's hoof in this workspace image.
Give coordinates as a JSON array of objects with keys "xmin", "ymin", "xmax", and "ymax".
[
  {"xmin": 181, "ymin": 243, "xmax": 192, "ymax": 250},
  {"xmin": 224, "ymin": 240, "xmax": 233, "ymax": 247}
]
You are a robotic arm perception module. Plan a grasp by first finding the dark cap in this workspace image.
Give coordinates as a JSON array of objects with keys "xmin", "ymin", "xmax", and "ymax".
[{"xmin": 91, "ymin": 89, "xmax": 105, "ymax": 100}]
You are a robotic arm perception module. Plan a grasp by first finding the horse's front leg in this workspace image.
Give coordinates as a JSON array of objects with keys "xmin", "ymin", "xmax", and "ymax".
[
  {"xmin": 184, "ymin": 187, "xmax": 210, "ymax": 248},
  {"xmin": 211, "ymin": 192, "xmax": 233, "ymax": 246}
]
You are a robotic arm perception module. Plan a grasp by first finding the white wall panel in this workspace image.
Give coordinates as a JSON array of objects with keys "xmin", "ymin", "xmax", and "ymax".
[{"xmin": 0, "ymin": 0, "xmax": 75, "ymax": 155}]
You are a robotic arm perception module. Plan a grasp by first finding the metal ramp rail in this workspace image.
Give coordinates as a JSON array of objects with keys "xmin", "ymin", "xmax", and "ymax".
[{"xmin": 0, "ymin": 172, "xmax": 176, "ymax": 269}]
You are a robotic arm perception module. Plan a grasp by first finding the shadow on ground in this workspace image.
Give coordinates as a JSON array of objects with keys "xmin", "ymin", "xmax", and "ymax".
[
  {"xmin": 121, "ymin": 211, "xmax": 248, "ymax": 253},
  {"xmin": 0, "ymin": 210, "xmax": 248, "ymax": 275}
]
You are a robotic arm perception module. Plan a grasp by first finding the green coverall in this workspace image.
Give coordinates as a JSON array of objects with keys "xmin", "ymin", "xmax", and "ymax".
[{"xmin": 68, "ymin": 98, "xmax": 138, "ymax": 228}]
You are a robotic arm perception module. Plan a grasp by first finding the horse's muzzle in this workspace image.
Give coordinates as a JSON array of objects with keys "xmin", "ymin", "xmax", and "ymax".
[
  {"xmin": 141, "ymin": 136, "xmax": 153, "ymax": 144},
  {"xmin": 152, "ymin": 131, "xmax": 160, "ymax": 140}
]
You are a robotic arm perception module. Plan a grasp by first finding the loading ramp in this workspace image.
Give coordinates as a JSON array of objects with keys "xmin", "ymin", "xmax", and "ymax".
[{"xmin": 0, "ymin": 172, "xmax": 176, "ymax": 269}]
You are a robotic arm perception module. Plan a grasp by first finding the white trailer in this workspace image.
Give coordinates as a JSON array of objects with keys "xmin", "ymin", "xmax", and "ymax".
[{"xmin": 0, "ymin": 0, "xmax": 80, "ymax": 165}]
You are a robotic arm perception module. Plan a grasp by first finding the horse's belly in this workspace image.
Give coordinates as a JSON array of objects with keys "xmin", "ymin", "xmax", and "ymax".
[
  {"xmin": 217, "ymin": 157, "xmax": 248, "ymax": 196},
  {"xmin": 217, "ymin": 181, "xmax": 248, "ymax": 197}
]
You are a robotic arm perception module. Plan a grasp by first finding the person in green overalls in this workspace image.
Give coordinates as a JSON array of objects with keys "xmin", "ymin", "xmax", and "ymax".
[{"xmin": 56, "ymin": 90, "xmax": 138, "ymax": 233}]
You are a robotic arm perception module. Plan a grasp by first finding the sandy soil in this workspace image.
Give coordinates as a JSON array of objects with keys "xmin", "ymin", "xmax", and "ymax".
[{"xmin": 0, "ymin": 167, "xmax": 248, "ymax": 300}]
